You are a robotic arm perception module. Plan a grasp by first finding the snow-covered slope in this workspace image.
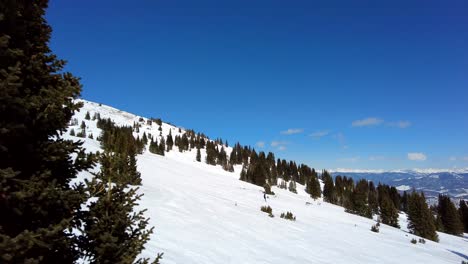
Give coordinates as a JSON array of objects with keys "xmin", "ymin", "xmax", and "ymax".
[{"xmin": 66, "ymin": 99, "xmax": 468, "ymax": 264}]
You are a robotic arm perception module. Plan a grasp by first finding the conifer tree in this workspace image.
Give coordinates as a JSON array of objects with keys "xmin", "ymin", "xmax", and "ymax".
[
  {"xmin": 407, "ymin": 191, "xmax": 438, "ymax": 241},
  {"xmin": 459, "ymin": 200, "xmax": 468, "ymax": 233},
  {"xmin": 85, "ymin": 111, "xmax": 91, "ymax": 120},
  {"xmin": 196, "ymin": 147, "xmax": 201, "ymax": 162},
  {"xmin": 437, "ymin": 194, "xmax": 464, "ymax": 236},
  {"xmin": 158, "ymin": 137, "xmax": 165, "ymax": 156},
  {"xmin": 380, "ymin": 195, "xmax": 399, "ymax": 228},
  {"xmin": 0, "ymin": 1, "xmax": 92, "ymax": 261},
  {"xmin": 81, "ymin": 153, "xmax": 161, "ymax": 263},
  {"xmin": 166, "ymin": 131, "xmax": 174, "ymax": 151},
  {"xmin": 322, "ymin": 171, "xmax": 336, "ymax": 204}
]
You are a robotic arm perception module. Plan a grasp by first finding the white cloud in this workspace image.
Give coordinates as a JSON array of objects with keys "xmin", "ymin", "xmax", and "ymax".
[
  {"xmin": 310, "ymin": 130, "xmax": 329, "ymax": 138},
  {"xmin": 388, "ymin": 120, "xmax": 411, "ymax": 128},
  {"xmin": 256, "ymin": 141, "xmax": 265, "ymax": 148},
  {"xmin": 338, "ymin": 156, "xmax": 361, "ymax": 163},
  {"xmin": 352, "ymin": 117, "xmax": 383, "ymax": 127},
  {"xmin": 271, "ymin": 141, "xmax": 288, "ymax": 151},
  {"xmin": 408, "ymin": 152, "xmax": 427, "ymax": 161},
  {"xmin": 280, "ymin": 128, "xmax": 303, "ymax": 135},
  {"xmin": 271, "ymin": 141, "xmax": 286, "ymax": 147},
  {"xmin": 449, "ymin": 156, "xmax": 457, "ymax": 161}
]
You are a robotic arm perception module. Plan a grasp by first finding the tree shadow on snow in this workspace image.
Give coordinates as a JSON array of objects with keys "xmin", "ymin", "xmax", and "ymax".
[{"xmin": 448, "ymin": 249, "xmax": 468, "ymax": 260}]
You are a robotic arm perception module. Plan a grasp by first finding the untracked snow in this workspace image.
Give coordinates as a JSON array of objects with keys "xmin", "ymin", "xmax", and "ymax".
[{"xmin": 67, "ymin": 100, "xmax": 468, "ymax": 264}]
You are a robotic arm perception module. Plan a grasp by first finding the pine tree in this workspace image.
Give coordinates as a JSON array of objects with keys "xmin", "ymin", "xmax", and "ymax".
[
  {"xmin": 81, "ymin": 153, "xmax": 161, "ymax": 263},
  {"xmin": 85, "ymin": 111, "xmax": 91, "ymax": 120},
  {"xmin": 437, "ymin": 194, "xmax": 464, "ymax": 236},
  {"xmin": 348, "ymin": 179, "xmax": 371, "ymax": 218},
  {"xmin": 459, "ymin": 200, "xmax": 468, "ymax": 233},
  {"xmin": 0, "ymin": 1, "xmax": 92, "ymax": 261},
  {"xmin": 70, "ymin": 128, "xmax": 76, "ymax": 136},
  {"xmin": 306, "ymin": 173, "xmax": 321, "ymax": 199},
  {"xmin": 380, "ymin": 195, "xmax": 399, "ymax": 228},
  {"xmin": 196, "ymin": 147, "xmax": 201, "ymax": 162},
  {"xmin": 322, "ymin": 171, "xmax": 336, "ymax": 204},
  {"xmin": 407, "ymin": 191, "xmax": 439, "ymax": 241},
  {"xmin": 166, "ymin": 129, "xmax": 173, "ymax": 151}
]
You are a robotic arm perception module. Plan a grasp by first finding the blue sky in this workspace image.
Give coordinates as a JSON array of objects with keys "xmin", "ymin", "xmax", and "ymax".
[{"xmin": 47, "ymin": 0, "xmax": 468, "ymax": 170}]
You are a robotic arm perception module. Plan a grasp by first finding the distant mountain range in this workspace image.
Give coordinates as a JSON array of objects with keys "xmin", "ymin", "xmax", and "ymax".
[{"xmin": 330, "ymin": 169, "xmax": 468, "ymax": 203}]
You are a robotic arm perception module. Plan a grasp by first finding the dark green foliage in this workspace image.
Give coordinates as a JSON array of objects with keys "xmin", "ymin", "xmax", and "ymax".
[
  {"xmin": 166, "ymin": 129, "xmax": 173, "ymax": 151},
  {"xmin": 411, "ymin": 238, "xmax": 417, "ymax": 244},
  {"xmin": 85, "ymin": 111, "xmax": 91, "ymax": 120},
  {"xmin": 371, "ymin": 224, "xmax": 379, "ymax": 233},
  {"xmin": 306, "ymin": 171, "xmax": 321, "ymax": 199},
  {"xmin": 346, "ymin": 179, "xmax": 372, "ymax": 218},
  {"xmin": 196, "ymin": 147, "xmax": 201, "ymax": 162},
  {"xmin": 459, "ymin": 200, "xmax": 468, "ymax": 232},
  {"xmin": 437, "ymin": 194, "xmax": 464, "ymax": 236},
  {"xmin": 70, "ymin": 128, "xmax": 76, "ymax": 136},
  {"xmin": 81, "ymin": 164, "xmax": 162, "ymax": 263},
  {"xmin": 322, "ymin": 171, "xmax": 336, "ymax": 203},
  {"xmin": 158, "ymin": 137, "xmax": 165, "ymax": 156},
  {"xmin": 368, "ymin": 182, "xmax": 379, "ymax": 215},
  {"xmin": 418, "ymin": 238, "xmax": 425, "ymax": 244},
  {"xmin": 260, "ymin": 205, "xmax": 274, "ymax": 217},
  {"xmin": 96, "ymin": 119, "xmax": 143, "ymax": 185},
  {"xmin": 407, "ymin": 191, "xmax": 439, "ymax": 242},
  {"xmin": 0, "ymin": 1, "xmax": 93, "ymax": 261},
  {"xmin": 400, "ymin": 191, "xmax": 408, "ymax": 212},
  {"xmin": 379, "ymin": 195, "xmax": 399, "ymax": 228},
  {"xmin": 280, "ymin": 211, "xmax": 296, "ymax": 221},
  {"xmin": 152, "ymin": 118, "xmax": 162, "ymax": 126}
]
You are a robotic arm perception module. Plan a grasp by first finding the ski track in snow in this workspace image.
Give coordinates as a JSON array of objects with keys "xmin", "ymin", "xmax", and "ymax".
[{"xmin": 66, "ymin": 99, "xmax": 468, "ymax": 264}]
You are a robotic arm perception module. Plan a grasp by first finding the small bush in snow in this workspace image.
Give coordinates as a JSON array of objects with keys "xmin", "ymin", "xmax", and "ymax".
[
  {"xmin": 261, "ymin": 205, "xmax": 274, "ymax": 217},
  {"xmin": 418, "ymin": 238, "xmax": 426, "ymax": 244},
  {"xmin": 280, "ymin": 211, "xmax": 296, "ymax": 221},
  {"xmin": 371, "ymin": 224, "xmax": 379, "ymax": 233},
  {"xmin": 411, "ymin": 238, "xmax": 417, "ymax": 244}
]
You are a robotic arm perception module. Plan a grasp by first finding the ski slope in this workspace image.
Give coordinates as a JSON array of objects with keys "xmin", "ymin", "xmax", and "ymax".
[{"xmin": 67, "ymin": 100, "xmax": 468, "ymax": 264}]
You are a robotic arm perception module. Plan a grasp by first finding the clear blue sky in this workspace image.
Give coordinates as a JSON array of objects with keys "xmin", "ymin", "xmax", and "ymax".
[{"xmin": 47, "ymin": 0, "xmax": 468, "ymax": 170}]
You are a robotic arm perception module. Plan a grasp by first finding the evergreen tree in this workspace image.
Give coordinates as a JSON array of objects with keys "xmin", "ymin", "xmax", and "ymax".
[
  {"xmin": 459, "ymin": 200, "xmax": 468, "ymax": 233},
  {"xmin": 368, "ymin": 181, "xmax": 379, "ymax": 215},
  {"xmin": 70, "ymin": 128, "xmax": 76, "ymax": 136},
  {"xmin": 306, "ymin": 173, "xmax": 321, "ymax": 199},
  {"xmin": 0, "ymin": 1, "xmax": 92, "ymax": 261},
  {"xmin": 85, "ymin": 111, "xmax": 91, "ymax": 120},
  {"xmin": 322, "ymin": 171, "xmax": 336, "ymax": 204},
  {"xmin": 348, "ymin": 179, "xmax": 371, "ymax": 218},
  {"xmin": 81, "ymin": 154, "xmax": 162, "ymax": 263},
  {"xmin": 380, "ymin": 195, "xmax": 399, "ymax": 228},
  {"xmin": 437, "ymin": 194, "xmax": 464, "ymax": 236},
  {"xmin": 407, "ymin": 191, "xmax": 439, "ymax": 242},
  {"xmin": 158, "ymin": 137, "xmax": 165, "ymax": 156},
  {"xmin": 196, "ymin": 147, "xmax": 201, "ymax": 162},
  {"xmin": 166, "ymin": 129, "xmax": 173, "ymax": 151},
  {"xmin": 400, "ymin": 191, "xmax": 409, "ymax": 212}
]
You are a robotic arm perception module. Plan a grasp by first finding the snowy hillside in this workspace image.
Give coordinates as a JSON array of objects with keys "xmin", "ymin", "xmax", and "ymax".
[{"xmin": 66, "ymin": 99, "xmax": 468, "ymax": 264}]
